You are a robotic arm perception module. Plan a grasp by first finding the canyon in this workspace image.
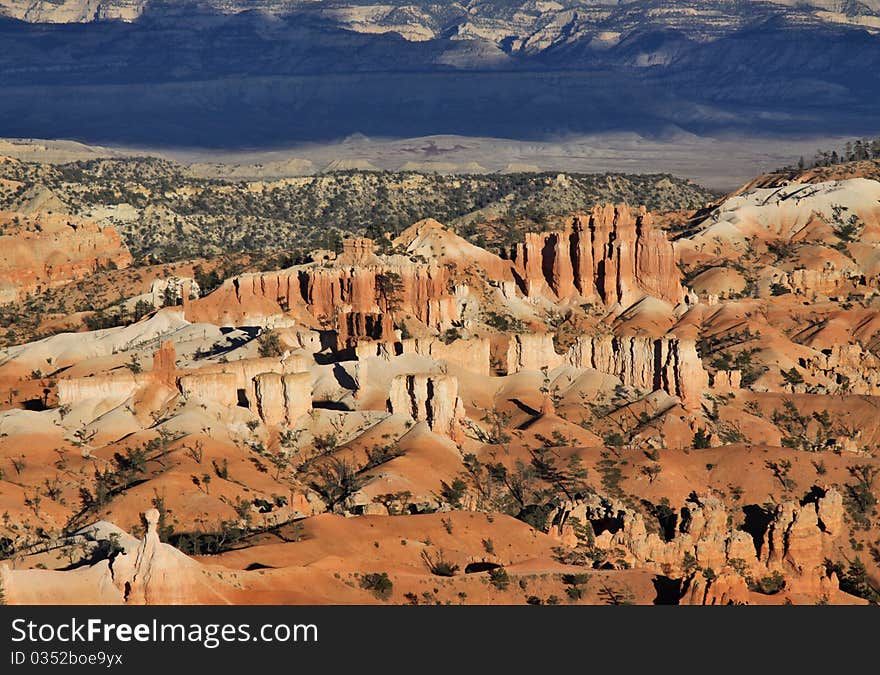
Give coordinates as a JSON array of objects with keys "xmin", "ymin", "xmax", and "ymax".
[{"xmin": 0, "ymin": 158, "xmax": 879, "ymax": 606}]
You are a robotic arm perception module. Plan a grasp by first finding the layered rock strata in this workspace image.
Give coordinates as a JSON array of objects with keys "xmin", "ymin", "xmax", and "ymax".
[
  {"xmin": 506, "ymin": 333, "xmax": 562, "ymax": 374},
  {"xmin": 186, "ymin": 256, "xmax": 457, "ymax": 340},
  {"xmin": 57, "ymin": 341, "xmax": 178, "ymax": 407}
]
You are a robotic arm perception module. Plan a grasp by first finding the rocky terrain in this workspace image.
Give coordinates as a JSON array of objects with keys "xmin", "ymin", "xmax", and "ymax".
[
  {"xmin": 0, "ymin": 210, "xmax": 132, "ymax": 304},
  {"xmin": 0, "ymin": 156, "xmax": 879, "ymax": 605},
  {"xmin": 0, "ymin": 155, "xmax": 714, "ymax": 262}
]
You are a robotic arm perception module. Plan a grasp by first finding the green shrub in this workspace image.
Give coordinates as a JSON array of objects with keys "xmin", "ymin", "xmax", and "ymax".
[
  {"xmin": 422, "ymin": 551, "xmax": 459, "ymax": 577},
  {"xmin": 565, "ymin": 586, "xmax": 583, "ymax": 601},
  {"xmin": 562, "ymin": 573, "xmax": 590, "ymax": 586},
  {"xmin": 843, "ymin": 465, "xmax": 878, "ymax": 530},
  {"xmin": 692, "ymin": 428, "xmax": 711, "ymax": 449},
  {"xmin": 168, "ymin": 521, "xmax": 247, "ymax": 555},
  {"xmin": 483, "ymin": 312, "xmax": 525, "ymax": 333},
  {"xmin": 257, "ymin": 330, "xmax": 284, "ymax": 357},
  {"xmin": 488, "ymin": 567, "xmax": 510, "ymax": 591},
  {"xmin": 359, "ymin": 572, "xmax": 393, "ymax": 600},
  {"xmin": 749, "ymin": 571, "xmax": 786, "ymax": 595},
  {"xmin": 780, "ymin": 367, "xmax": 804, "ymax": 386},
  {"xmin": 827, "ymin": 558, "xmax": 880, "ymax": 604},
  {"xmin": 307, "ymin": 458, "xmax": 365, "ymax": 512}
]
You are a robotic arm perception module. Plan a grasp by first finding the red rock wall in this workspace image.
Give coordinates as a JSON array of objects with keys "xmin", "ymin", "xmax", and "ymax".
[
  {"xmin": 512, "ymin": 205, "xmax": 683, "ymax": 308},
  {"xmin": 187, "ymin": 260, "xmax": 458, "ymax": 344},
  {"xmin": 336, "ymin": 311, "xmax": 395, "ymax": 349}
]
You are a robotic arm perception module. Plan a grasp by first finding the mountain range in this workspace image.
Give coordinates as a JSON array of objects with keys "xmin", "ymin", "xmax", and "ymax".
[{"xmin": 0, "ymin": 1, "xmax": 878, "ymax": 147}]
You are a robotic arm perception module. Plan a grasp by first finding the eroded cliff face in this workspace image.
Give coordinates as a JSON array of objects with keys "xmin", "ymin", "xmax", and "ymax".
[
  {"xmin": 57, "ymin": 341, "xmax": 178, "ymax": 408},
  {"xmin": 58, "ymin": 341, "xmax": 314, "ymax": 428},
  {"xmin": 501, "ymin": 333, "xmax": 709, "ymax": 409},
  {"xmin": 185, "ymin": 242, "xmax": 457, "ymax": 344},
  {"xmin": 336, "ymin": 237, "xmax": 380, "ymax": 266},
  {"xmin": 0, "ymin": 211, "xmax": 132, "ymax": 303},
  {"xmin": 506, "ymin": 333, "xmax": 562, "ymax": 374},
  {"xmin": 184, "ymin": 208, "xmax": 683, "ymax": 354},
  {"xmin": 388, "ymin": 373, "xmax": 464, "ymax": 440},
  {"xmin": 180, "ymin": 355, "xmax": 311, "ymax": 414},
  {"xmin": 579, "ymin": 335, "xmax": 708, "ymax": 409},
  {"xmin": 146, "ymin": 277, "xmax": 200, "ymax": 309},
  {"xmin": 511, "ymin": 205, "xmax": 683, "ymax": 308},
  {"xmin": 300, "ymin": 263, "xmax": 457, "ymax": 333},
  {"xmin": 178, "ymin": 371, "xmax": 239, "ymax": 410},
  {"xmin": 548, "ymin": 488, "xmax": 848, "ymax": 605},
  {"xmin": 184, "ymin": 269, "xmax": 302, "ymax": 326},
  {"xmin": 357, "ymin": 336, "xmax": 491, "ymax": 377},
  {"xmin": 254, "ymin": 371, "xmax": 312, "ymax": 427},
  {"xmin": 57, "ymin": 371, "xmax": 146, "ymax": 409},
  {"xmin": 336, "ymin": 311, "xmax": 395, "ymax": 350}
]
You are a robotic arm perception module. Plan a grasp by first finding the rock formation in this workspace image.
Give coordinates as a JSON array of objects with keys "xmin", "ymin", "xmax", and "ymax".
[
  {"xmin": 57, "ymin": 371, "xmax": 144, "ymax": 409},
  {"xmin": 185, "ymin": 256, "xmax": 457, "ymax": 342},
  {"xmin": 337, "ymin": 237, "xmax": 380, "ymax": 266},
  {"xmin": 100, "ymin": 509, "xmax": 231, "ymax": 605},
  {"xmin": 800, "ymin": 267, "xmax": 859, "ymax": 299},
  {"xmin": 682, "ymin": 570, "xmax": 750, "ymax": 606},
  {"xmin": 711, "ymin": 369, "xmax": 742, "ymax": 393},
  {"xmin": 392, "ymin": 218, "xmax": 514, "ymax": 281},
  {"xmin": 296, "ymin": 261, "xmax": 458, "ymax": 335},
  {"xmin": 254, "ymin": 371, "xmax": 312, "ymax": 427},
  {"xmin": 511, "ymin": 205, "xmax": 683, "ymax": 308},
  {"xmin": 57, "ymin": 342, "xmax": 178, "ymax": 408},
  {"xmin": 549, "ymin": 488, "xmax": 846, "ymax": 604},
  {"xmin": 336, "ymin": 311, "xmax": 395, "ymax": 349},
  {"xmin": 58, "ymin": 340, "xmax": 313, "ymax": 428},
  {"xmin": 152, "ymin": 341, "xmax": 177, "ymax": 386},
  {"xmin": 796, "ymin": 344, "xmax": 880, "ymax": 395},
  {"xmin": 0, "ymin": 211, "xmax": 132, "ymax": 303},
  {"xmin": 388, "ymin": 373, "xmax": 464, "ymax": 439},
  {"xmin": 146, "ymin": 277, "xmax": 200, "ymax": 308},
  {"xmin": 178, "ymin": 372, "xmax": 239, "ymax": 409},
  {"xmin": 183, "ymin": 269, "xmax": 303, "ymax": 326},
  {"xmin": 506, "ymin": 333, "xmax": 563, "ymax": 374},
  {"xmin": 566, "ymin": 334, "xmax": 709, "ymax": 408},
  {"xmin": 358, "ymin": 336, "xmax": 491, "ymax": 376},
  {"xmin": 187, "ymin": 355, "xmax": 310, "ymax": 410}
]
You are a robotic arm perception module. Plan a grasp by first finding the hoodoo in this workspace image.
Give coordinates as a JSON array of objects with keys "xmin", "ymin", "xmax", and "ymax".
[
  {"xmin": 2, "ymin": 159, "xmax": 879, "ymax": 607},
  {"xmin": 512, "ymin": 206, "xmax": 683, "ymax": 308}
]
